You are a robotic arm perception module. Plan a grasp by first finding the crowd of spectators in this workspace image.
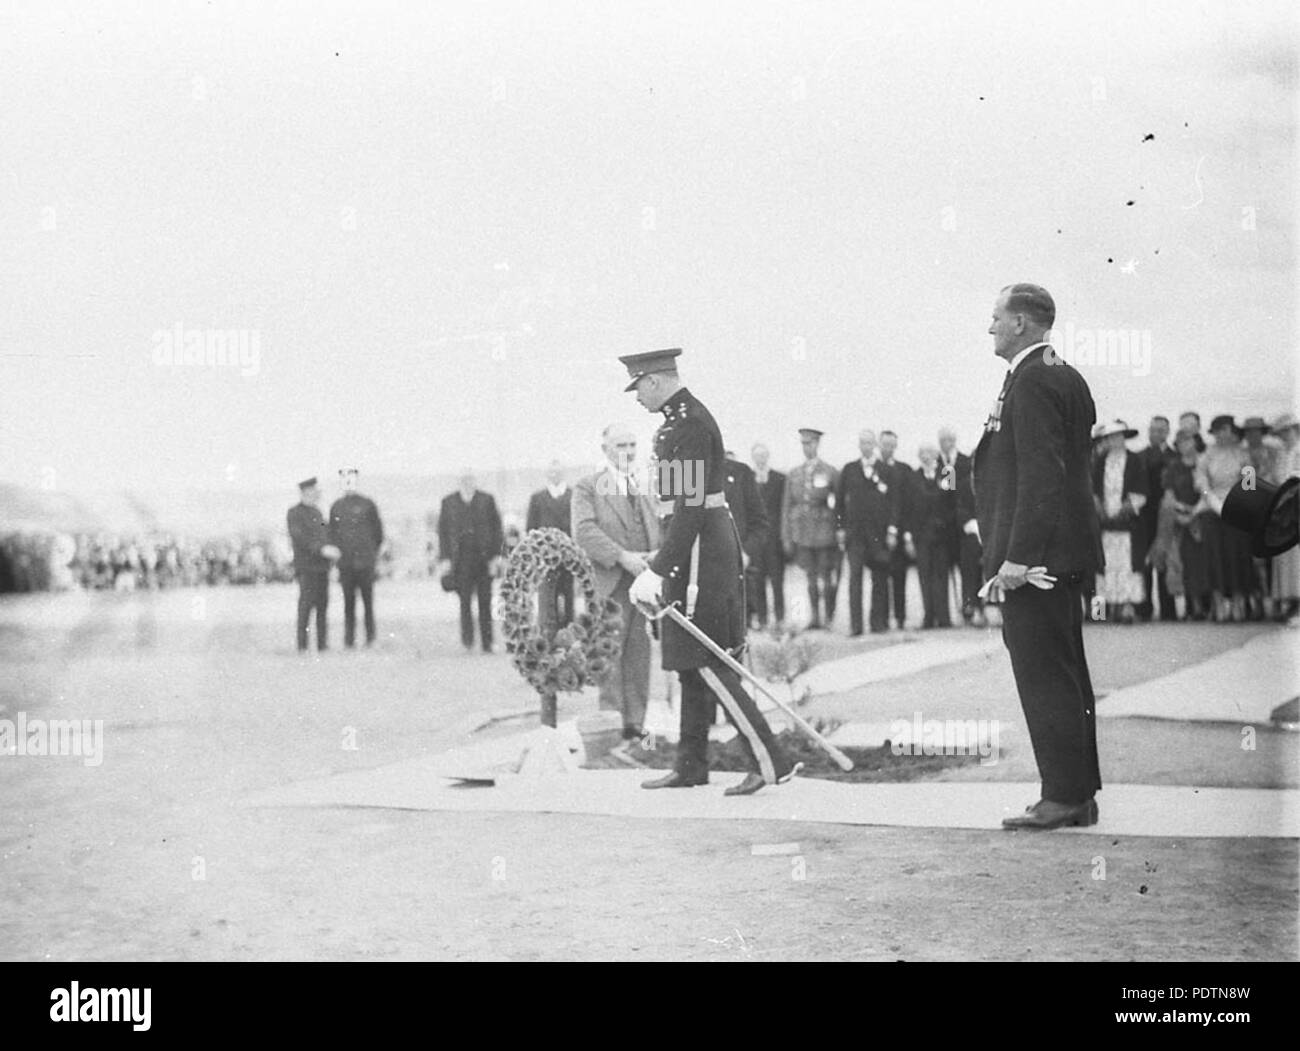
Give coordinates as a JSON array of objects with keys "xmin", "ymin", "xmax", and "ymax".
[{"xmin": 0, "ymin": 531, "xmax": 298, "ymax": 593}]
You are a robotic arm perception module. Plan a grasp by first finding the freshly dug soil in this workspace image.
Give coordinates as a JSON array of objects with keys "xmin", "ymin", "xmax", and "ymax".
[{"xmin": 600, "ymin": 727, "xmax": 981, "ymax": 782}]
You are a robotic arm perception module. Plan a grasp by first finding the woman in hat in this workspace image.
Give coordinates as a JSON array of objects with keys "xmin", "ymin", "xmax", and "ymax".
[
  {"xmin": 1194, "ymin": 414, "xmax": 1253, "ymax": 621},
  {"xmin": 1268, "ymin": 412, "xmax": 1300, "ymax": 621},
  {"xmin": 1241, "ymin": 415, "xmax": 1280, "ymax": 618},
  {"xmin": 1155, "ymin": 428, "xmax": 1210, "ymax": 620},
  {"xmin": 1091, "ymin": 421, "xmax": 1149, "ymax": 623}
]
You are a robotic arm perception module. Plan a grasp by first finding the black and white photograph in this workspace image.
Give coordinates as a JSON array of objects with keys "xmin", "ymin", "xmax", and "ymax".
[{"xmin": 1, "ymin": 0, "xmax": 1296, "ymax": 1001}]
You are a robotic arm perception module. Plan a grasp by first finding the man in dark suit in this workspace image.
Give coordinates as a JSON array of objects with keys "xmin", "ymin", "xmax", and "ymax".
[
  {"xmin": 622, "ymin": 348, "xmax": 797, "ymax": 796},
  {"xmin": 974, "ymin": 283, "xmax": 1104, "ymax": 831},
  {"xmin": 723, "ymin": 450, "xmax": 769, "ymax": 624},
  {"xmin": 287, "ymin": 477, "xmax": 340, "ymax": 653},
  {"xmin": 836, "ymin": 429, "xmax": 897, "ymax": 634},
  {"xmin": 438, "ymin": 472, "xmax": 504, "ymax": 653},
  {"xmin": 748, "ymin": 443, "xmax": 786, "ymax": 627},
  {"xmin": 939, "ymin": 427, "xmax": 986, "ymax": 627},
  {"xmin": 877, "ymin": 430, "xmax": 915, "ymax": 629},
  {"xmin": 1136, "ymin": 416, "xmax": 1177, "ymax": 621},
  {"xmin": 525, "ymin": 459, "xmax": 574, "ymax": 625},
  {"xmin": 329, "ymin": 467, "xmax": 384, "ymax": 648},
  {"xmin": 913, "ymin": 444, "xmax": 955, "ymax": 628}
]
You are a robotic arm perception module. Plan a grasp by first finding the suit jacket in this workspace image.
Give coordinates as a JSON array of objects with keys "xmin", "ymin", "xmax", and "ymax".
[
  {"xmin": 911, "ymin": 467, "xmax": 951, "ymax": 546},
  {"xmin": 973, "ymin": 345, "xmax": 1103, "ymax": 578},
  {"xmin": 1092, "ymin": 449, "xmax": 1150, "ymax": 571},
  {"xmin": 328, "ymin": 492, "xmax": 384, "ymax": 571},
  {"xmin": 723, "ymin": 458, "xmax": 768, "ymax": 562},
  {"xmin": 782, "ymin": 457, "xmax": 840, "ymax": 548},
  {"xmin": 949, "ymin": 451, "xmax": 976, "ymax": 527},
  {"xmin": 1137, "ymin": 444, "xmax": 1174, "ymax": 532},
  {"xmin": 836, "ymin": 458, "xmax": 896, "ymax": 565},
  {"xmin": 571, "ymin": 467, "xmax": 661, "ymax": 600},
  {"xmin": 755, "ymin": 470, "xmax": 785, "ymax": 538},
  {"xmin": 437, "ymin": 490, "xmax": 503, "ymax": 577},
  {"xmin": 526, "ymin": 486, "xmax": 572, "ymax": 534},
  {"xmin": 877, "ymin": 458, "xmax": 915, "ymax": 539}
]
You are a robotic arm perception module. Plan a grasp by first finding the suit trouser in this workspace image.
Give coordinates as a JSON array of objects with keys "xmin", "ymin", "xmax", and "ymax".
[
  {"xmin": 887, "ymin": 547, "xmax": 910, "ymax": 626},
  {"xmin": 916, "ymin": 540, "xmax": 953, "ymax": 626},
  {"xmin": 746, "ymin": 550, "xmax": 785, "ymax": 624},
  {"xmin": 999, "ymin": 577, "xmax": 1101, "ymax": 805},
  {"xmin": 296, "ymin": 571, "xmax": 329, "ymax": 651},
  {"xmin": 339, "ymin": 566, "xmax": 376, "ymax": 645},
  {"xmin": 674, "ymin": 658, "xmax": 791, "ymax": 783},
  {"xmin": 553, "ymin": 569, "xmax": 575, "ymax": 626},
  {"xmin": 959, "ymin": 534, "xmax": 985, "ymax": 618},
  {"xmin": 597, "ymin": 579, "xmax": 650, "ymax": 735},
  {"xmin": 795, "ymin": 544, "xmax": 838, "ymax": 625},
  {"xmin": 457, "ymin": 573, "xmax": 493, "ymax": 648},
  {"xmin": 846, "ymin": 542, "xmax": 890, "ymax": 633},
  {"xmin": 1139, "ymin": 565, "xmax": 1176, "ymax": 620}
]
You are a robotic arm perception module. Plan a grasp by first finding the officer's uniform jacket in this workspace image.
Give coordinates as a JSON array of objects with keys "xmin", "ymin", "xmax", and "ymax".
[
  {"xmin": 648, "ymin": 387, "xmax": 745, "ymax": 670},
  {"xmin": 328, "ymin": 493, "xmax": 384, "ymax": 571},
  {"xmin": 781, "ymin": 457, "xmax": 840, "ymax": 549},
  {"xmin": 286, "ymin": 503, "xmax": 331, "ymax": 576}
]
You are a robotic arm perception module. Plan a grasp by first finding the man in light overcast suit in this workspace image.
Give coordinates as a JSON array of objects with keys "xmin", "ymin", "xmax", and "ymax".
[{"xmin": 572, "ymin": 423, "xmax": 661, "ymax": 760}]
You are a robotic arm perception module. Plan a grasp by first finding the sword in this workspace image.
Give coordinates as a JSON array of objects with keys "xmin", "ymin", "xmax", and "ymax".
[{"xmin": 638, "ymin": 599, "xmax": 854, "ymax": 771}]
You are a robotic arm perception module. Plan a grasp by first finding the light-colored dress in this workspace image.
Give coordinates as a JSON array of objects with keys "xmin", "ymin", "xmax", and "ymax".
[{"xmin": 1097, "ymin": 450, "xmax": 1147, "ymax": 604}]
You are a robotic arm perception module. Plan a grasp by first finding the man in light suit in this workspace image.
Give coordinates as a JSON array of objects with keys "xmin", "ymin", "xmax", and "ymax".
[
  {"xmin": 572, "ymin": 423, "xmax": 661, "ymax": 757},
  {"xmin": 782, "ymin": 428, "xmax": 841, "ymax": 629},
  {"xmin": 974, "ymin": 283, "xmax": 1104, "ymax": 831}
]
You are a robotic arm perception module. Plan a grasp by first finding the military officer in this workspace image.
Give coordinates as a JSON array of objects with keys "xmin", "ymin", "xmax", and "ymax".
[
  {"xmin": 622, "ymin": 348, "xmax": 799, "ymax": 795},
  {"xmin": 286, "ymin": 477, "xmax": 340, "ymax": 653},
  {"xmin": 781, "ymin": 428, "xmax": 841, "ymax": 629}
]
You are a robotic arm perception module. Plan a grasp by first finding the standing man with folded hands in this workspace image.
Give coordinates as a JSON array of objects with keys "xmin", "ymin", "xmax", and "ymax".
[
  {"xmin": 974, "ymin": 283, "xmax": 1105, "ymax": 831},
  {"xmin": 572, "ymin": 423, "xmax": 661, "ymax": 758}
]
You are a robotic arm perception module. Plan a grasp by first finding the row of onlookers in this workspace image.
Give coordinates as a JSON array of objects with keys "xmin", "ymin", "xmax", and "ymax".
[{"xmin": 0, "ymin": 532, "xmax": 301, "ymax": 593}]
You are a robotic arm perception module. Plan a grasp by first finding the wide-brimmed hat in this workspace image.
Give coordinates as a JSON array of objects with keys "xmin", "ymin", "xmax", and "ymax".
[
  {"xmin": 1094, "ymin": 419, "xmax": 1138, "ymax": 440},
  {"xmin": 1209, "ymin": 414, "xmax": 1243, "ymax": 437},
  {"xmin": 1271, "ymin": 412, "xmax": 1299, "ymax": 434},
  {"xmin": 1241, "ymin": 416, "xmax": 1271, "ymax": 433}
]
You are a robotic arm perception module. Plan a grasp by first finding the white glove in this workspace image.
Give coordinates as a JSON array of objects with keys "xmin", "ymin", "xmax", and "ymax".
[
  {"xmin": 629, "ymin": 568, "xmax": 664, "ymax": 608},
  {"xmin": 962, "ymin": 519, "xmax": 980, "ymax": 540},
  {"xmin": 978, "ymin": 566, "xmax": 1056, "ymax": 603}
]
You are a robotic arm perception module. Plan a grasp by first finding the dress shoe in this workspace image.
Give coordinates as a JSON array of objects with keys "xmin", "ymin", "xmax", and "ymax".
[
  {"xmin": 641, "ymin": 771, "xmax": 708, "ymax": 789},
  {"xmin": 1001, "ymin": 797, "xmax": 1099, "ymax": 830},
  {"xmin": 723, "ymin": 761, "xmax": 804, "ymax": 796}
]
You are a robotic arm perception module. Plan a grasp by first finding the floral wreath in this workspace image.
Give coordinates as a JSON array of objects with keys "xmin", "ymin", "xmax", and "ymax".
[{"xmin": 498, "ymin": 527, "xmax": 624, "ymax": 695}]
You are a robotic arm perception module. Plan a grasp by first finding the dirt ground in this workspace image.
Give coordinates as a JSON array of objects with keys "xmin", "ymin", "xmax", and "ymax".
[{"xmin": 1, "ymin": 580, "xmax": 1295, "ymax": 961}]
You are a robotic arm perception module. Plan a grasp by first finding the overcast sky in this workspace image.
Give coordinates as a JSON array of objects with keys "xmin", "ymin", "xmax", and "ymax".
[{"xmin": 3, "ymin": 0, "xmax": 1296, "ymax": 498}]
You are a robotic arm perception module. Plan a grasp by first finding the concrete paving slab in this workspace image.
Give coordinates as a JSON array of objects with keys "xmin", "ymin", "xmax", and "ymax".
[
  {"xmin": 244, "ymin": 764, "xmax": 1299, "ymax": 839},
  {"xmin": 1098, "ymin": 629, "xmax": 1299, "ymax": 725}
]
